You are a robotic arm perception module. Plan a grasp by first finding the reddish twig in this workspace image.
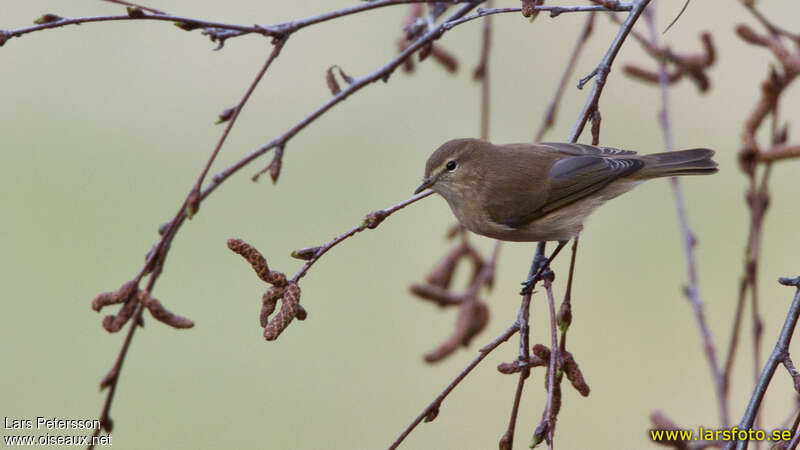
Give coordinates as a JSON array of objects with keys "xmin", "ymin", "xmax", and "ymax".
[
  {"xmin": 568, "ymin": 0, "xmax": 651, "ymax": 143},
  {"xmin": 76, "ymin": 1, "xmax": 490, "ymax": 442},
  {"xmin": 739, "ymin": 2, "xmax": 800, "ymax": 44},
  {"xmin": 388, "ymin": 324, "xmax": 519, "ymax": 450},
  {"xmin": 543, "ymin": 279, "xmax": 561, "ymax": 448},
  {"xmin": 534, "ymin": 12, "xmax": 595, "ymax": 143},
  {"xmin": 474, "ymin": 0, "xmax": 493, "ymax": 140},
  {"xmin": 291, "ymin": 191, "xmax": 434, "ymax": 284},
  {"xmin": 558, "ymin": 237, "xmax": 579, "ymax": 353},
  {"xmin": 188, "ymin": 37, "xmax": 288, "ymax": 216},
  {"xmin": 640, "ymin": 5, "xmax": 727, "ymax": 427},
  {"xmin": 499, "ymin": 243, "xmax": 544, "ymax": 450}
]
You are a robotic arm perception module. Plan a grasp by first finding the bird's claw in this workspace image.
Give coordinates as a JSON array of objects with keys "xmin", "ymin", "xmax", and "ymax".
[
  {"xmin": 519, "ymin": 261, "xmax": 555, "ymax": 295},
  {"xmin": 520, "ymin": 278, "xmax": 536, "ymax": 295}
]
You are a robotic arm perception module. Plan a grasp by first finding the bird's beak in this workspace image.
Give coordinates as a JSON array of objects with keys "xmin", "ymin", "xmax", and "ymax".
[{"xmin": 414, "ymin": 177, "xmax": 434, "ymax": 195}]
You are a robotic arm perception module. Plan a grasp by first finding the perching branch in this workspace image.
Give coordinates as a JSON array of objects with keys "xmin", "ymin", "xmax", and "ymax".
[{"xmin": 393, "ymin": 1, "xmax": 651, "ymax": 448}]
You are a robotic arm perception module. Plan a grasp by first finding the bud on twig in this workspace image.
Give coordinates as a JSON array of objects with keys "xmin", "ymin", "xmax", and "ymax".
[
  {"xmin": 34, "ymin": 14, "xmax": 62, "ymax": 25},
  {"xmin": 291, "ymin": 246, "xmax": 321, "ymax": 260},
  {"xmin": 126, "ymin": 7, "xmax": 145, "ymax": 18},
  {"xmin": 174, "ymin": 22, "xmax": 201, "ymax": 31},
  {"xmin": 216, "ymin": 106, "xmax": 236, "ymax": 124}
]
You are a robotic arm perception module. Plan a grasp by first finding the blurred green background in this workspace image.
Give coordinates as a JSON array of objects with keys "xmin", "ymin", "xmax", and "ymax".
[{"xmin": 2, "ymin": 1, "xmax": 800, "ymax": 449}]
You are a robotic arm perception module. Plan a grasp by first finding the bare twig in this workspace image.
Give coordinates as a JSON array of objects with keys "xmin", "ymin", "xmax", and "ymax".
[
  {"xmin": 727, "ymin": 277, "xmax": 800, "ymax": 450},
  {"xmin": 389, "ymin": 324, "xmax": 519, "ymax": 450},
  {"xmin": 189, "ymin": 37, "xmax": 288, "ymax": 215},
  {"xmin": 534, "ymin": 13, "xmax": 595, "ymax": 143},
  {"xmin": 474, "ymin": 0, "xmax": 493, "ymax": 140},
  {"xmin": 662, "ymin": 0, "xmax": 690, "ymax": 34},
  {"xmin": 543, "ymin": 279, "xmax": 561, "ymax": 448},
  {"xmin": 642, "ymin": 5, "xmax": 727, "ymax": 427},
  {"xmin": 292, "ymin": 191, "xmax": 434, "ymax": 283},
  {"xmin": 499, "ymin": 243, "xmax": 544, "ymax": 450},
  {"xmin": 1, "ymin": 0, "xmax": 482, "ymax": 46},
  {"xmin": 102, "ymin": 0, "xmax": 165, "ymax": 15},
  {"xmin": 442, "ymin": 3, "xmax": 629, "ymax": 30},
  {"xmin": 14, "ymin": 0, "xmax": 657, "ymax": 446},
  {"xmin": 558, "ymin": 237, "xmax": 579, "ymax": 353},
  {"xmin": 568, "ymin": 0, "xmax": 651, "ymax": 143},
  {"xmin": 77, "ymin": 1, "xmax": 494, "ymax": 442}
]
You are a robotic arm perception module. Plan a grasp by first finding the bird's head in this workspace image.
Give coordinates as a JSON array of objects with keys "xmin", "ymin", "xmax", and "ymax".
[{"xmin": 414, "ymin": 138, "xmax": 487, "ymax": 197}]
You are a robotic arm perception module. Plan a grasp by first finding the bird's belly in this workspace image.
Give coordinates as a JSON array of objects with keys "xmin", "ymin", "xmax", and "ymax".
[
  {"xmin": 458, "ymin": 180, "xmax": 642, "ymax": 242},
  {"xmin": 470, "ymin": 208, "xmax": 589, "ymax": 242}
]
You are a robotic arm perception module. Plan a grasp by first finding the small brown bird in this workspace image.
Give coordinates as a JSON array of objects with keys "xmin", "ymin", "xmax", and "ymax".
[{"xmin": 415, "ymin": 138, "xmax": 718, "ymax": 244}]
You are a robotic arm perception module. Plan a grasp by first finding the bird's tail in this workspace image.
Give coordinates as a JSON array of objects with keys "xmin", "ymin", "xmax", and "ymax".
[{"xmin": 636, "ymin": 148, "xmax": 718, "ymax": 179}]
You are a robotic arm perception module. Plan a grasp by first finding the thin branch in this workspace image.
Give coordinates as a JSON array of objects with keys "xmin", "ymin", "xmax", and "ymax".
[
  {"xmin": 534, "ymin": 13, "xmax": 595, "ymax": 143},
  {"xmin": 500, "ymin": 243, "xmax": 544, "ymax": 450},
  {"xmin": 66, "ymin": 0, "xmax": 652, "ymax": 446},
  {"xmin": 728, "ymin": 277, "xmax": 800, "ymax": 450},
  {"xmin": 661, "ymin": 0, "xmax": 690, "ymax": 34},
  {"xmin": 1, "ymin": 0, "xmax": 480, "ymax": 46},
  {"xmin": 203, "ymin": 2, "xmax": 484, "ymax": 198},
  {"xmin": 443, "ymin": 3, "xmax": 627, "ymax": 30},
  {"xmin": 509, "ymin": 1, "xmax": 651, "ymax": 446},
  {"xmin": 291, "ymin": 190, "xmax": 434, "ymax": 283},
  {"xmin": 102, "ymin": 0, "xmax": 165, "ymax": 15},
  {"xmin": 2, "ymin": 12, "xmax": 268, "ymax": 44},
  {"xmin": 87, "ymin": 304, "xmax": 142, "ymax": 447},
  {"xmin": 88, "ymin": 247, "xmax": 171, "ymax": 449},
  {"xmin": 788, "ymin": 408, "xmax": 800, "ymax": 450},
  {"xmin": 543, "ymin": 279, "xmax": 561, "ymax": 448},
  {"xmin": 568, "ymin": 0, "xmax": 652, "ymax": 143},
  {"xmin": 643, "ymin": 5, "xmax": 727, "ymax": 428},
  {"xmin": 500, "ymin": 372, "xmax": 527, "ymax": 450},
  {"xmin": 86, "ymin": 41, "xmax": 288, "ymax": 444},
  {"xmin": 83, "ymin": 2, "xmax": 485, "ymax": 442},
  {"xmin": 190, "ymin": 37, "xmax": 288, "ymax": 214},
  {"xmin": 388, "ymin": 324, "xmax": 519, "ymax": 450},
  {"xmin": 475, "ymin": 0, "xmax": 493, "ymax": 141}
]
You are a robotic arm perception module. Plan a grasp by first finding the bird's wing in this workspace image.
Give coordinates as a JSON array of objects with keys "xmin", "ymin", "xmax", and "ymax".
[
  {"xmin": 486, "ymin": 153, "xmax": 643, "ymax": 229},
  {"xmin": 538, "ymin": 155, "xmax": 644, "ymax": 216},
  {"xmin": 538, "ymin": 142, "xmax": 639, "ymax": 156}
]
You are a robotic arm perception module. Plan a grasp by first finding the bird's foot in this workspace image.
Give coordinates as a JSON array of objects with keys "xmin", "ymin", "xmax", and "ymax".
[
  {"xmin": 519, "ymin": 240, "xmax": 567, "ymax": 295},
  {"xmin": 520, "ymin": 262, "xmax": 555, "ymax": 295}
]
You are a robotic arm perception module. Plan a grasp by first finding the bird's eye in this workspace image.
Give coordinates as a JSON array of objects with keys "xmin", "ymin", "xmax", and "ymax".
[{"xmin": 446, "ymin": 160, "xmax": 457, "ymax": 171}]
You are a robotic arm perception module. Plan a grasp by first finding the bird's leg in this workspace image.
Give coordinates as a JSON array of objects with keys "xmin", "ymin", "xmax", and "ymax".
[{"xmin": 520, "ymin": 240, "xmax": 568, "ymax": 295}]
